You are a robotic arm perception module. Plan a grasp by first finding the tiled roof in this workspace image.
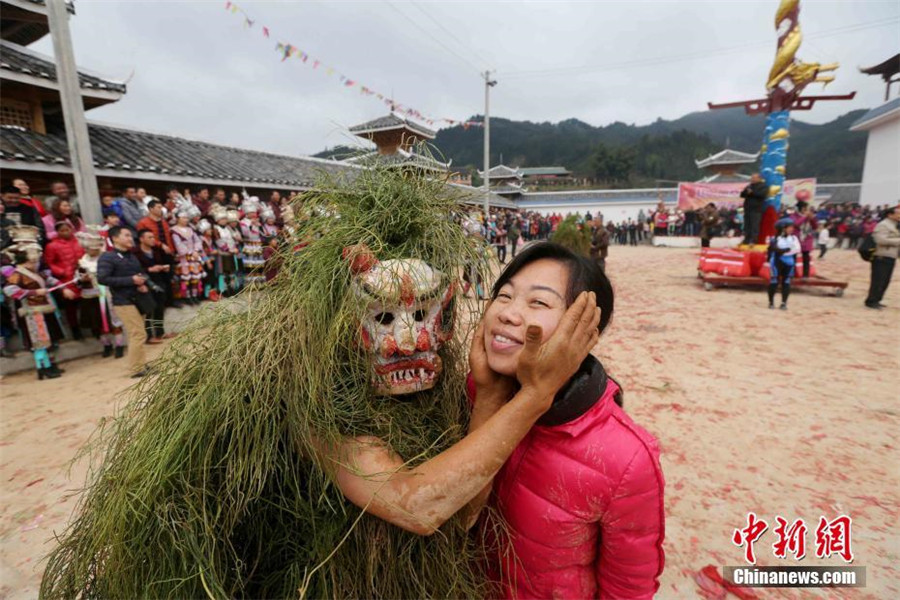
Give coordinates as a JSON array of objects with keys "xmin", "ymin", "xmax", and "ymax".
[
  {"xmin": 859, "ymin": 54, "xmax": 900, "ymax": 79},
  {"xmin": 448, "ymin": 183, "xmax": 518, "ymax": 209},
  {"xmin": 849, "ymin": 97, "xmax": 900, "ymax": 131},
  {"xmin": 1, "ymin": 123, "xmax": 353, "ymax": 187},
  {"xmin": 698, "ymin": 172, "xmax": 751, "ymax": 183},
  {"xmin": 519, "ymin": 166, "xmax": 571, "ymax": 177},
  {"xmin": 344, "ymin": 149, "xmax": 450, "ymax": 171},
  {"xmin": 478, "ymin": 164, "xmax": 522, "ymax": 179},
  {"xmin": 816, "ymin": 183, "xmax": 861, "ymax": 205},
  {"xmin": 349, "ymin": 113, "xmax": 435, "ymax": 140},
  {"xmin": 0, "ymin": 40, "xmax": 126, "ymax": 93},
  {"xmin": 695, "ymin": 148, "xmax": 759, "ymax": 169}
]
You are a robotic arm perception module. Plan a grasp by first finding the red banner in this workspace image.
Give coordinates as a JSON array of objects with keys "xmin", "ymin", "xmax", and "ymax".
[{"xmin": 677, "ymin": 179, "xmax": 816, "ymax": 211}]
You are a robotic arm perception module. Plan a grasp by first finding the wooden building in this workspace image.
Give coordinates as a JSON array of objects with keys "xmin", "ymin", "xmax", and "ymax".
[{"xmin": 694, "ymin": 148, "xmax": 760, "ymax": 183}]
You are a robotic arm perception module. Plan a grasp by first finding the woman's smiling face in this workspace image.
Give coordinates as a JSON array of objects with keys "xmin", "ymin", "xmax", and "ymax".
[{"xmin": 483, "ymin": 258, "xmax": 569, "ymax": 376}]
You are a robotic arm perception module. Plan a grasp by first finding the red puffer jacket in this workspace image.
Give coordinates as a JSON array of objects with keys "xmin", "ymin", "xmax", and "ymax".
[
  {"xmin": 44, "ymin": 236, "xmax": 85, "ymax": 292},
  {"xmin": 469, "ymin": 366, "xmax": 665, "ymax": 599}
]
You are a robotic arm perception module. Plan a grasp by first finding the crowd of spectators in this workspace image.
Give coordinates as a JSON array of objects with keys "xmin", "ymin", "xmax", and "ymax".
[{"xmin": 2, "ymin": 178, "xmax": 296, "ymax": 378}]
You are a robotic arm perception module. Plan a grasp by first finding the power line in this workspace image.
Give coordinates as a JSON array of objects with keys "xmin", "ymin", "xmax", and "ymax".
[
  {"xmin": 408, "ymin": 1, "xmax": 491, "ymax": 71},
  {"xmin": 501, "ymin": 17, "xmax": 899, "ymax": 80},
  {"xmin": 383, "ymin": 0, "xmax": 485, "ymax": 76}
]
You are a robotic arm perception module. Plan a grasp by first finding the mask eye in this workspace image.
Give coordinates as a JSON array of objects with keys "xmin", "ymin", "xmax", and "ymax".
[
  {"xmin": 440, "ymin": 296, "xmax": 455, "ymax": 332},
  {"xmin": 374, "ymin": 312, "xmax": 394, "ymax": 326},
  {"xmin": 413, "ymin": 309, "xmax": 426, "ymax": 322}
]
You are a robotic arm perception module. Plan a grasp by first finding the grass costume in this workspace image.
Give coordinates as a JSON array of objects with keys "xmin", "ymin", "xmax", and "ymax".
[{"xmin": 40, "ymin": 167, "xmax": 494, "ymax": 599}]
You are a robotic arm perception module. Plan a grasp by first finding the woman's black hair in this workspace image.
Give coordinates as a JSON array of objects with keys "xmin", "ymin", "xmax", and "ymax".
[{"xmin": 490, "ymin": 241, "xmax": 614, "ymax": 334}]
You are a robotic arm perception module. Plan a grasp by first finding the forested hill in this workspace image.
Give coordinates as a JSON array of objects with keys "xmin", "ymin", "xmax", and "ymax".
[{"xmin": 315, "ymin": 107, "xmax": 868, "ymax": 186}]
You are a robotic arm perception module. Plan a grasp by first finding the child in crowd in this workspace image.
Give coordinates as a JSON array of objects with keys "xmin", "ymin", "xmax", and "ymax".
[{"xmin": 817, "ymin": 222, "xmax": 830, "ymax": 259}]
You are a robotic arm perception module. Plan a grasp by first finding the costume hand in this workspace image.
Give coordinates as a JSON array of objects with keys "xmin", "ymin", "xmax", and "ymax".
[
  {"xmin": 516, "ymin": 291, "xmax": 601, "ymax": 408},
  {"xmin": 469, "ymin": 309, "xmax": 516, "ymax": 401}
]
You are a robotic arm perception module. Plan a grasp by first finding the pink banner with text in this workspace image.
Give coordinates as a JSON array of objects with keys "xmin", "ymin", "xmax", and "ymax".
[{"xmin": 677, "ymin": 179, "xmax": 816, "ymax": 211}]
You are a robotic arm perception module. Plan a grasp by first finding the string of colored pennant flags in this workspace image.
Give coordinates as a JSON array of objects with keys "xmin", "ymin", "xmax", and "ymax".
[{"xmin": 223, "ymin": 1, "xmax": 483, "ymax": 130}]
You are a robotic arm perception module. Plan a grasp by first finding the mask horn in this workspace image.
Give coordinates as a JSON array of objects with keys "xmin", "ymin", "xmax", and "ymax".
[{"xmin": 342, "ymin": 244, "xmax": 378, "ymax": 275}]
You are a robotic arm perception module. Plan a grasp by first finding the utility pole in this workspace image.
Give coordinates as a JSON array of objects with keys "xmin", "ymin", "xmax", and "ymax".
[
  {"xmin": 46, "ymin": 0, "xmax": 101, "ymax": 225},
  {"xmin": 482, "ymin": 70, "xmax": 497, "ymax": 216}
]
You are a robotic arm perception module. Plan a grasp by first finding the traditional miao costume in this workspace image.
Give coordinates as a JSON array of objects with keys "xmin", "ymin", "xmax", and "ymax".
[
  {"xmin": 75, "ymin": 230, "xmax": 124, "ymax": 353},
  {"xmin": 1, "ymin": 226, "xmax": 65, "ymax": 378},
  {"xmin": 171, "ymin": 208, "xmax": 206, "ymax": 302},
  {"xmin": 239, "ymin": 199, "xmax": 265, "ymax": 286},
  {"xmin": 197, "ymin": 220, "xmax": 218, "ymax": 300},
  {"xmin": 211, "ymin": 207, "xmax": 241, "ymax": 294}
]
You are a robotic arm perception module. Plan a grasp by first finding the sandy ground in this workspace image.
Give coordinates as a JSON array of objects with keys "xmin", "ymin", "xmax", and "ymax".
[{"xmin": 1, "ymin": 245, "xmax": 897, "ymax": 599}]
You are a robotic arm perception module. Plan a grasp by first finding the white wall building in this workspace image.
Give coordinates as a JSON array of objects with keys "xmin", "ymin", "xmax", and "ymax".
[{"xmin": 849, "ymin": 97, "xmax": 900, "ymax": 207}]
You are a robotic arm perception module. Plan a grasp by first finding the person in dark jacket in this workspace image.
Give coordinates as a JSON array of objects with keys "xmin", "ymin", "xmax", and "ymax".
[
  {"xmin": 1, "ymin": 185, "xmax": 46, "ymax": 245},
  {"xmin": 740, "ymin": 173, "xmax": 769, "ymax": 245},
  {"xmin": 135, "ymin": 229, "xmax": 172, "ymax": 343},
  {"xmin": 97, "ymin": 226, "xmax": 149, "ymax": 377}
]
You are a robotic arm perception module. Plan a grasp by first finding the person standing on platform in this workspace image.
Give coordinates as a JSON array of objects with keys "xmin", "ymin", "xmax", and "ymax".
[
  {"xmin": 740, "ymin": 173, "xmax": 768, "ymax": 245},
  {"xmin": 864, "ymin": 205, "xmax": 900, "ymax": 310}
]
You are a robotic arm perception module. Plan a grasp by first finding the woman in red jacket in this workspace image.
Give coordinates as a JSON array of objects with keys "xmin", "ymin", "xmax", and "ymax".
[
  {"xmin": 44, "ymin": 221, "xmax": 85, "ymax": 339},
  {"xmin": 469, "ymin": 241, "xmax": 665, "ymax": 599}
]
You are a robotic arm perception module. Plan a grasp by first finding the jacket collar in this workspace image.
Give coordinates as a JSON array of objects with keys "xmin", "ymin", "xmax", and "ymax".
[{"xmin": 537, "ymin": 355, "xmax": 608, "ymax": 427}]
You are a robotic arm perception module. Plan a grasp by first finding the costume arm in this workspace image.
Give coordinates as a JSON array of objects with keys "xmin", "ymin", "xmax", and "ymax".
[
  {"xmin": 596, "ymin": 445, "xmax": 666, "ymax": 600},
  {"xmin": 323, "ymin": 386, "xmax": 550, "ymax": 536},
  {"xmin": 461, "ymin": 375, "xmax": 508, "ymax": 528}
]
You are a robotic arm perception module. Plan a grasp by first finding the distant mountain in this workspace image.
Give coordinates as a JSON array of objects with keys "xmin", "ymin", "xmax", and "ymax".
[{"xmin": 316, "ymin": 108, "xmax": 868, "ymax": 185}]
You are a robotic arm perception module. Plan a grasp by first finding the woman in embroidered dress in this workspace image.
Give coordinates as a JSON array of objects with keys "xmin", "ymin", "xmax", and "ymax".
[
  {"xmin": 76, "ymin": 230, "xmax": 125, "ymax": 358},
  {"xmin": 171, "ymin": 208, "xmax": 205, "ymax": 305},
  {"xmin": 2, "ymin": 229, "xmax": 66, "ymax": 379},
  {"xmin": 239, "ymin": 200, "xmax": 266, "ymax": 286}
]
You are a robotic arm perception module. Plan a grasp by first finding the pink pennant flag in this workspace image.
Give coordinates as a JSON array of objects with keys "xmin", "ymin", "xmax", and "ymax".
[
  {"xmin": 231, "ymin": 5, "xmax": 239, "ymax": 13},
  {"xmin": 345, "ymin": 79, "xmax": 355, "ymax": 87},
  {"xmin": 225, "ymin": 1, "xmax": 232, "ymax": 10},
  {"xmin": 313, "ymin": 60, "xmax": 320, "ymax": 69},
  {"xmin": 326, "ymin": 67, "xmax": 335, "ymax": 76},
  {"xmin": 262, "ymin": 26, "xmax": 270, "ymax": 38}
]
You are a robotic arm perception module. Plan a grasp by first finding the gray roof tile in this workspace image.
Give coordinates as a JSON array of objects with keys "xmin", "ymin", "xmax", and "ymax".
[
  {"xmin": 0, "ymin": 41, "xmax": 126, "ymax": 93},
  {"xmin": 1, "ymin": 123, "xmax": 352, "ymax": 188}
]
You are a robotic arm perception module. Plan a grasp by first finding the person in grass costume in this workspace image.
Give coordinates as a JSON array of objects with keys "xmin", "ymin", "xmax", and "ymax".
[{"xmin": 40, "ymin": 166, "xmax": 598, "ymax": 599}]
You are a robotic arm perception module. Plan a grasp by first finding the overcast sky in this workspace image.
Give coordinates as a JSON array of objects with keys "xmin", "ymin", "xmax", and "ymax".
[{"xmin": 32, "ymin": 0, "xmax": 899, "ymax": 156}]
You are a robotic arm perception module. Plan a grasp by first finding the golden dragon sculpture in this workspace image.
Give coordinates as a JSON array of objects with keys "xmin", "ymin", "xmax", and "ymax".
[{"xmin": 766, "ymin": 0, "xmax": 838, "ymax": 94}]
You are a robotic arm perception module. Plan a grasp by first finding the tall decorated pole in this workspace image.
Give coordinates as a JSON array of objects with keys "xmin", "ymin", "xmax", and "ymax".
[{"xmin": 708, "ymin": 0, "xmax": 855, "ymax": 243}]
